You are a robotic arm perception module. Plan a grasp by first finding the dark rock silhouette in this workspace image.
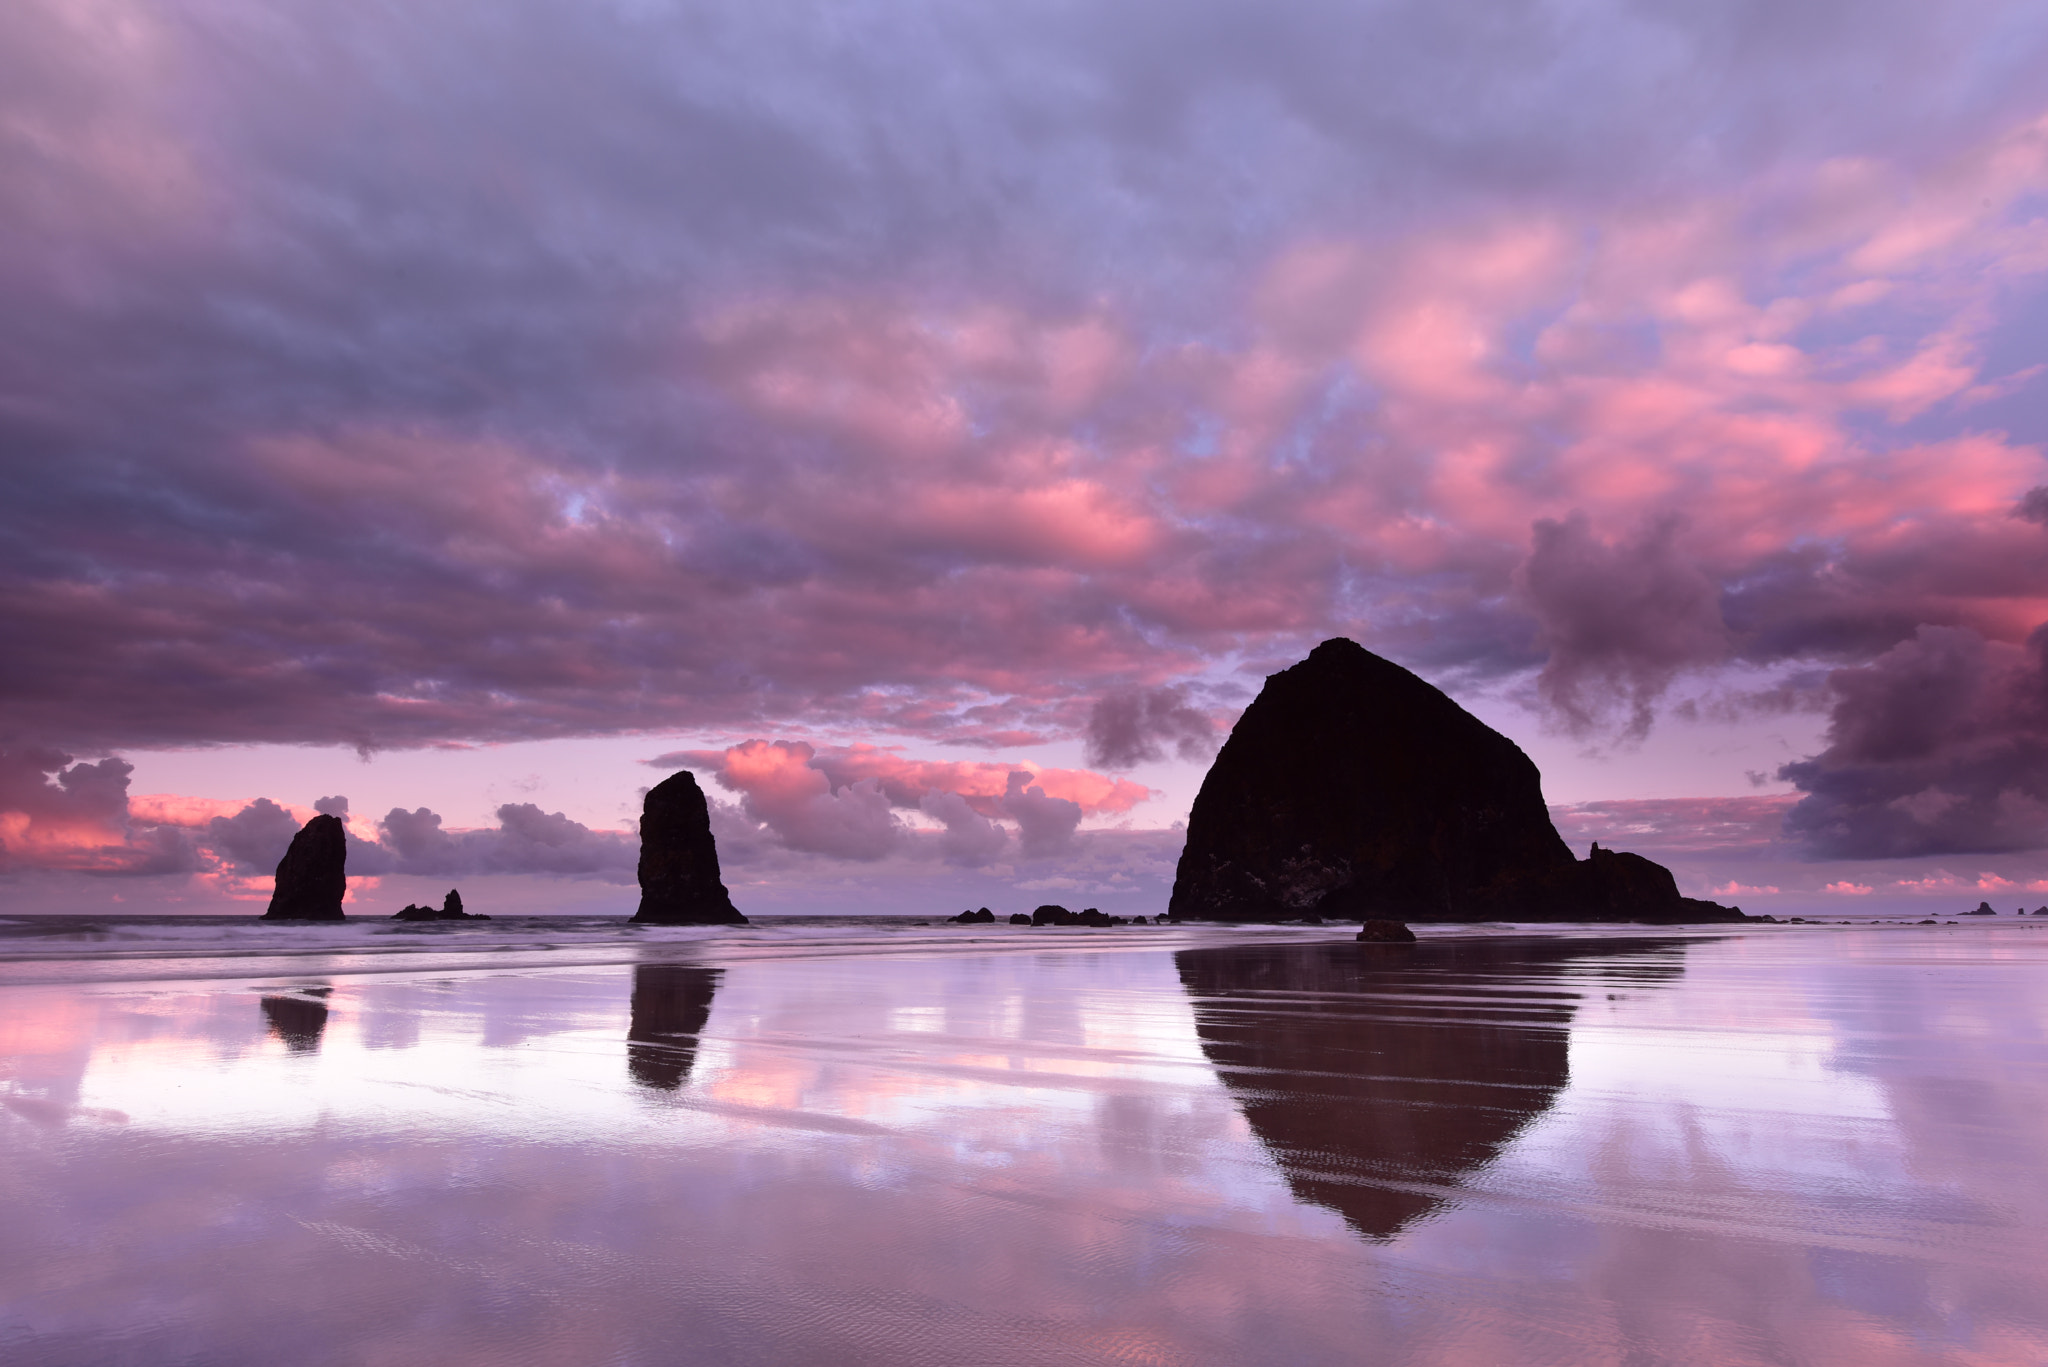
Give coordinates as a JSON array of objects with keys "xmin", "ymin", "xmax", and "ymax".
[
  {"xmin": 630, "ymin": 772, "xmax": 747, "ymax": 925},
  {"xmin": 1964, "ymin": 902, "xmax": 1997, "ymax": 915},
  {"xmin": 261, "ymin": 814, "xmax": 347, "ymax": 920},
  {"xmin": 1027, "ymin": 904, "xmax": 1123, "ymax": 926},
  {"xmin": 392, "ymin": 888, "xmax": 489, "ymax": 921},
  {"xmin": 1357, "ymin": 919, "xmax": 1416, "ymax": 943},
  {"xmin": 260, "ymin": 990, "xmax": 331, "ymax": 1053},
  {"xmin": 627, "ymin": 962, "xmax": 722, "ymax": 1090},
  {"xmin": 950, "ymin": 908, "xmax": 996, "ymax": 924},
  {"xmin": 1169, "ymin": 638, "xmax": 1746, "ymax": 923},
  {"xmin": 1008, "ymin": 913, "xmax": 1032, "ymax": 925},
  {"xmin": 1177, "ymin": 936, "xmax": 1691, "ymax": 1240}
]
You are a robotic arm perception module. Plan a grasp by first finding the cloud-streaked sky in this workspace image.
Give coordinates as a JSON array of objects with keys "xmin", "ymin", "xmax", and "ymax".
[{"xmin": 8, "ymin": 0, "xmax": 2048, "ymax": 913}]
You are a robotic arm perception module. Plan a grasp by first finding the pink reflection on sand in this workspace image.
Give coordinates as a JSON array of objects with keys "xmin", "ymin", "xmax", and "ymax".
[{"xmin": 2, "ymin": 922, "xmax": 2047, "ymax": 1364}]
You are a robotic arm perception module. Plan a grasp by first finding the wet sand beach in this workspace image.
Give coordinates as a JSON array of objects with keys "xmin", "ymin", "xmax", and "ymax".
[{"xmin": 3, "ymin": 916, "xmax": 2046, "ymax": 1365}]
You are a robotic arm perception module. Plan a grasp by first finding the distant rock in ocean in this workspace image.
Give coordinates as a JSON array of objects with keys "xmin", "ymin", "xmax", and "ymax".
[
  {"xmin": 1169, "ymin": 638, "xmax": 1747, "ymax": 924},
  {"xmin": 261, "ymin": 814, "xmax": 347, "ymax": 920},
  {"xmin": 1029, "ymin": 904, "xmax": 1122, "ymax": 926},
  {"xmin": 1964, "ymin": 902, "xmax": 1997, "ymax": 915},
  {"xmin": 392, "ymin": 888, "xmax": 489, "ymax": 921},
  {"xmin": 1357, "ymin": 919, "xmax": 1417, "ymax": 943},
  {"xmin": 630, "ymin": 772, "xmax": 748, "ymax": 925}
]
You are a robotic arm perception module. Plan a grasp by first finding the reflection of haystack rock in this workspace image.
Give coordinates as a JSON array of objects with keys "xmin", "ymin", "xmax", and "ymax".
[
  {"xmin": 627, "ymin": 963, "xmax": 722, "ymax": 1090},
  {"xmin": 261, "ymin": 814, "xmax": 348, "ymax": 920},
  {"xmin": 1169, "ymin": 638, "xmax": 1746, "ymax": 922},
  {"xmin": 259, "ymin": 990, "xmax": 332, "ymax": 1053},
  {"xmin": 1175, "ymin": 936, "xmax": 1687, "ymax": 1240},
  {"xmin": 630, "ymin": 772, "xmax": 748, "ymax": 925}
]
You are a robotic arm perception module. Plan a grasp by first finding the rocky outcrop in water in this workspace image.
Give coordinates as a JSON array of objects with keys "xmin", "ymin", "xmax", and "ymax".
[
  {"xmin": 392, "ymin": 888, "xmax": 489, "ymax": 921},
  {"xmin": 1357, "ymin": 919, "xmax": 1417, "ymax": 943},
  {"xmin": 1168, "ymin": 638, "xmax": 1746, "ymax": 923},
  {"xmin": 629, "ymin": 772, "xmax": 748, "ymax": 925},
  {"xmin": 261, "ymin": 814, "xmax": 348, "ymax": 920},
  {"xmin": 1029, "ymin": 905, "xmax": 1123, "ymax": 926}
]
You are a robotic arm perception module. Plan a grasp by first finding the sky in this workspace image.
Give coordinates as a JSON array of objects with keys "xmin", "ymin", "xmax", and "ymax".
[{"xmin": 7, "ymin": 0, "xmax": 2048, "ymax": 916}]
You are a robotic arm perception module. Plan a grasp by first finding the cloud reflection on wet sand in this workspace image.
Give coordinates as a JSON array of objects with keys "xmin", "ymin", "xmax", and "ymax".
[{"xmin": 1, "ymin": 921, "xmax": 2046, "ymax": 1364}]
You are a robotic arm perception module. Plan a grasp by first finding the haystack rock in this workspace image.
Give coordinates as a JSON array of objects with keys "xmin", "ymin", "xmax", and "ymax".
[
  {"xmin": 261, "ymin": 814, "xmax": 347, "ymax": 920},
  {"xmin": 630, "ymin": 772, "xmax": 748, "ymax": 925},
  {"xmin": 1168, "ymin": 638, "xmax": 1747, "ymax": 924}
]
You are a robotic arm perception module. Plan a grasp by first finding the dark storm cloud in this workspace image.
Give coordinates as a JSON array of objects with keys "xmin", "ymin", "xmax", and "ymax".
[
  {"xmin": 1517, "ymin": 513, "xmax": 1731, "ymax": 738},
  {"xmin": 1083, "ymin": 686, "xmax": 1217, "ymax": 770},
  {"xmin": 1779, "ymin": 626, "xmax": 2048, "ymax": 857},
  {"xmin": 2, "ymin": 0, "xmax": 2048, "ymax": 763}
]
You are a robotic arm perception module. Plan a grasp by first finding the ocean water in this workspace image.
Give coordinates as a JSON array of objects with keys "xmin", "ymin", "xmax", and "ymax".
[{"xmin": 2, "ymin": 914, "xmax": 2045, "ymax": 1365}]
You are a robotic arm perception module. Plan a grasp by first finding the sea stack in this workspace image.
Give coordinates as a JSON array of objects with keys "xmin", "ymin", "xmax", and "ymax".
[
  {"xmin": 630, "ymin": 771, "xmax": 748, "ymax": 925},
  {"xmin": 261, "ymin": 814, "xmax": 348, "ymax": 920},
  {"xmin": 1168, "ymin": 638, "xmax": 1745, "ymax": 923}
]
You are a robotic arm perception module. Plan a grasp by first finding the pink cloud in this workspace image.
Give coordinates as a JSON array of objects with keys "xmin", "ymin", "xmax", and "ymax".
[
  {"xmin": 0, "ymin": 750, "xmax": 199, "ymax": 875},
  {"xmin": 657, "ymin": 740, "xmax": 1153, "ymax": 864},
  {"xmin": 664, "ymin": 741, "xmax": 1151, "ymax": 819},
  {"xmin": 1895, "ymin": 874, "xmax": 1966, "ymax": 893},
  {"xmin": 1549, "ymin": 796, "xmax": 1797, "ymax": 853},
  {"xmin": 128, "ymin": 793, "xmax": 308, "ymax": 828},
  {"xmin": 9, "ymin": 15, "xmax": 2048, "ymax": 891}
]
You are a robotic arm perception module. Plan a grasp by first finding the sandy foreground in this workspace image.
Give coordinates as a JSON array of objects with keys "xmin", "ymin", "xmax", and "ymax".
[{"xmin": 2, "ymin": 914, "xmax": 2045, "ymax": 1366}]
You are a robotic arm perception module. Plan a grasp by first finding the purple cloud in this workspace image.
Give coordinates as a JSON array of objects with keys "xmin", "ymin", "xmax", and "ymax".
[
  {"xmin": 4, "ymin": 0, "xmax": 2048, "ymax": 918},
  {"xmin": 1780, "ymin": 625, "xmax": 2048, "ymax": 856},
  {"xmin": 1084, "ymin": 686, "xmax": 1217, "ymax": 770}
]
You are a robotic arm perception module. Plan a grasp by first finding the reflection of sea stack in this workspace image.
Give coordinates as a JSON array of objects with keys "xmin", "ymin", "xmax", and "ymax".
[
  {"xmin": 627, "ymin": 963, "xmax": 723, "ymax": 1090},
  {"xmin": 629, "ymin": 772, "xmax": 748, "ymax": 925},
  {"xmin": 259, "ymin": 991, "xmax": 331, "ymax": 1053},
  {"xmin": 1169, "ymin": 638, "xmax": 1745, "ymax": 922},
  {"xmin": 1176, "ymin": 936, "xmax": 1687, "ymax": 1240},
  {"xmin": 261, "ymin": 814, "xmax": 348, "ymax": 920}
]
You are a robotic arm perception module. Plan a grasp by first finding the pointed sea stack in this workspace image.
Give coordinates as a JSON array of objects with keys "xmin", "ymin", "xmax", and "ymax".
[
  {"xmin": 261, "ymin": 814, "xmax": 348, "ymax": 920},
  {"xmin": 630, "ymin": 771, "xmax": 748, "ymax": 925},
  {"xmin": 1168, "ymin": 638, "xmax": 1746, "ymax": 923}
]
